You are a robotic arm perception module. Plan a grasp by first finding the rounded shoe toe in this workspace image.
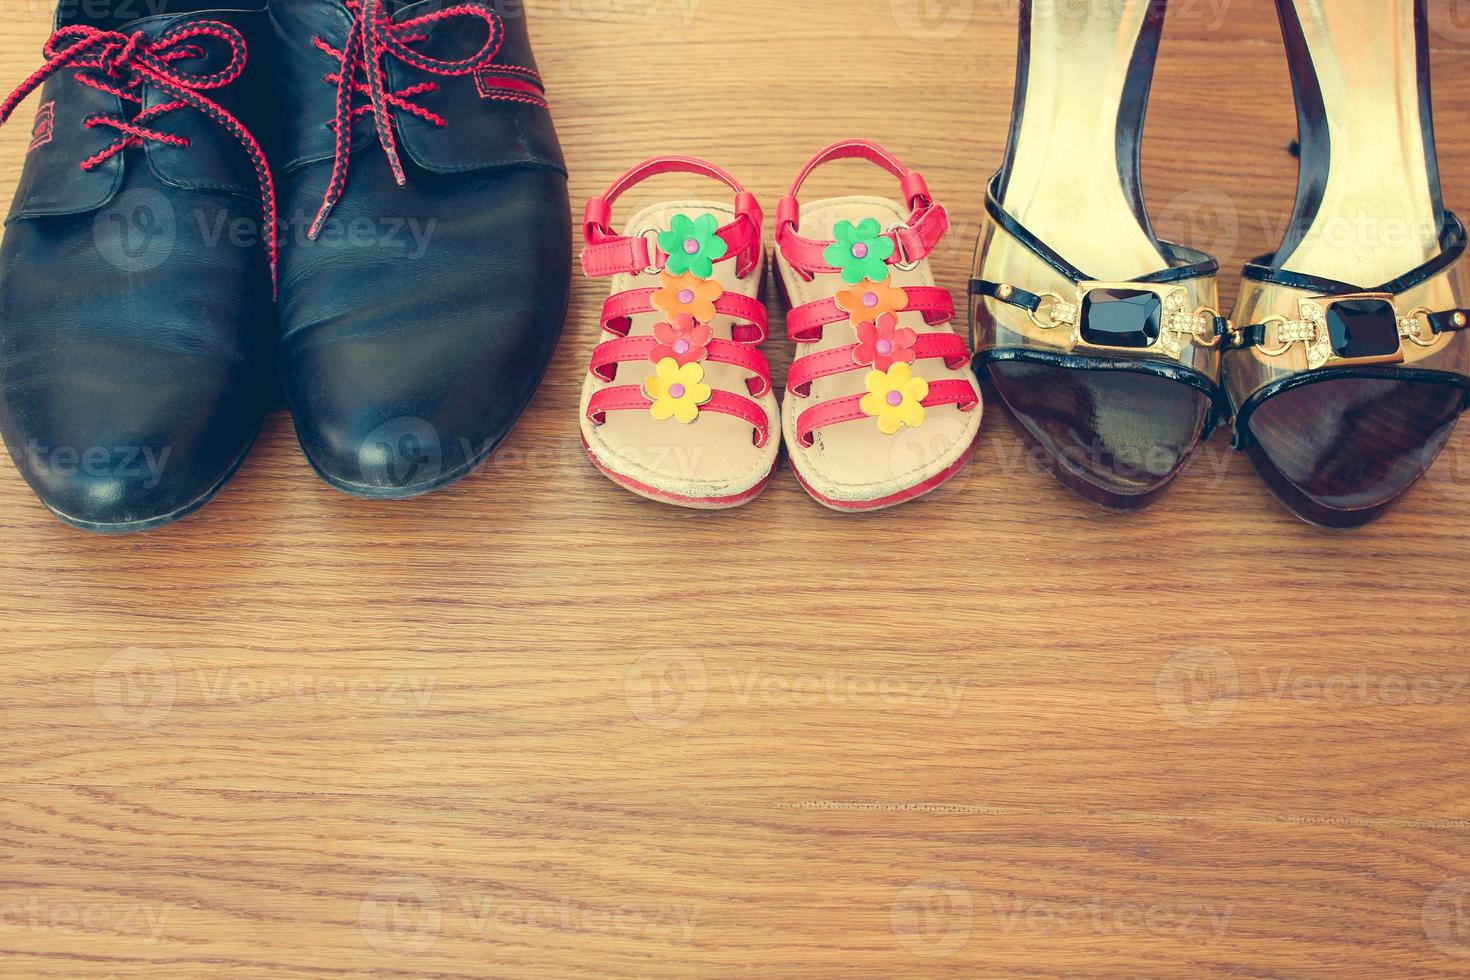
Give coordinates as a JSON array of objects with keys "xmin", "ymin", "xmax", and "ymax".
[
  {"xmin": 283, "ymin": 305, "xmax": 558, "ymax": 499},
  {"xmin": 1, "ymin": 349, "xmax": 264, "ymax": 532},
  {"xmin": 278, "ymin": 165, "xmax": 572, "ymax": 499}
]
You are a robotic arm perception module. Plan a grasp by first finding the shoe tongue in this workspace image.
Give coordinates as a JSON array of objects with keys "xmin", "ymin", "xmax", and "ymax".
[
  {"xmin": 271, "ymin": 0, "xmax": 564, "ymax": 178},
  {"xmin": 8, "ymin": 5, "xmax": 267, "ymax": 223},
  {"xmin": 383, "ymin": 0, "xmax": 565, "ymax": 177},
  {"xmin": 135, "ymin": 7, "xmax": 269, "ymax": 202}
]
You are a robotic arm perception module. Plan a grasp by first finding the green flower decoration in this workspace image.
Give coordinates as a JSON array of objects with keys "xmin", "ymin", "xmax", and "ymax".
[
  {"xmin": 658, "ymin": 213, "xmax": 728, "ymax": 278},
  {"xmin": 825, "ymin": 218, "xmax": 896, "ymax": 284}
]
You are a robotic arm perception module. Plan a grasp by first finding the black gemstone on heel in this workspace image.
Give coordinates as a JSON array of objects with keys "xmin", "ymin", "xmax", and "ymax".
[
  {"xmin": 1081, "ymin": 288, "xmax": 1162, "ymax": 348},
  {"xmin": 1326, "ymin": 299, "xmax": 1399, "ymax": 359}
]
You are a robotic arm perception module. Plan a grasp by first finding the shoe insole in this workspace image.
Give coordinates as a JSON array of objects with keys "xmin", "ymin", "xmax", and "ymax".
[
  {"xmin": 579, "ymin": 200, "xmax": 780, "ymax": 496},
  {"xmin": 778, "ymin": 196, "xmax": 982, "ymax": 502},
  {"xmin": 1277, "ymin": 0, "xmax": 1438, "ymax": 285},
  {"xmin": 1003, "ymin": 0, "xmax": 1166, "ymax": 281}
]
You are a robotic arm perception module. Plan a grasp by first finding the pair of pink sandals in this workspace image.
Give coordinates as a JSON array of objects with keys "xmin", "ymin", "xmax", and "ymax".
[{"xmin": 577, "ymin": 140, "xmax": 983, "ymax": 511}]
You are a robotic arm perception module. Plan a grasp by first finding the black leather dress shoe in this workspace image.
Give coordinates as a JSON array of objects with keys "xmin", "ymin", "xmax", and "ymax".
[
  {"xmin": 271, "ymin": 0, "xmax": 570, "ymax": 498},
  {"xmin": 0, "ymin": 2, "xmax": 277, "ymax": 532}
]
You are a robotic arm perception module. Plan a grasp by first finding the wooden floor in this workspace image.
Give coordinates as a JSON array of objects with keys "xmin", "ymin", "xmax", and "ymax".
[{"xmin": 2, "ymin": 0, "xmax": 1470, "ymax": 975}]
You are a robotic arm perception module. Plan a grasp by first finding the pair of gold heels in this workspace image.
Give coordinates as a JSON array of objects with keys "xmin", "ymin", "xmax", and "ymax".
[{"xmin": 970, "ymin": 0, "xmax": 1470, "ymax": 528}]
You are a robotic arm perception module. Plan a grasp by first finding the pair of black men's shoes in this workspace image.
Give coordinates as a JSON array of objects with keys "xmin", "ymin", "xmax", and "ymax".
[{"xmin": 0, "ymin": 0, "xmax": 570, "ymax": 532}]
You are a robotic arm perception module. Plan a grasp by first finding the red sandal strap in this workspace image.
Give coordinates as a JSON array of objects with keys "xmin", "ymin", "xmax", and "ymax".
[
  {"xmin": 794, "ymin": 379, "xmax": 978, "ymax": 448},
  {"xmin": 601, "ymin": 289, "xmax": 769, "ymax": 344},
  {"xmin": 582, "ymin": 156, "xmax": 763, "ymax": 279},
  {"xmin": 587, "ymin": 385, "xmax": 771, "ymax": 448},
  {"xmin": 787, "ymin": 334, "xmax": 970, "ymax": 398},
  {"xmin": 775, "ymin": 139, "xmax": 948, "ymax": 278},
  {"xmin": 589, "ymin": 337, "xmax": 772, "ymax": 398},
  {"xmin": 786, "ymin": 285, "xmax": 955, "ymax": 342}
]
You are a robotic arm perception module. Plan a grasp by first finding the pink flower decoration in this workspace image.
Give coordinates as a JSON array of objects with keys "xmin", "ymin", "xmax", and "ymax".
[
  {"xmin": 853, "ymin": 313, "xmax": 917, "ymax": 371},
  {"xmin": 651, "ymin": 314, "xmax": 712, "ymax": 366}
]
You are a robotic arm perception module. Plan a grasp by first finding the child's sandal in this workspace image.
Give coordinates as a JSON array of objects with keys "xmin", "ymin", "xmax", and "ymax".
[
  {"xmin": 774, "ymin": 141, "xmax": 983, "ymax": 510},
  {"xmin": 578, "ymin": 158, "xmax": 779, "ymax": 508}
]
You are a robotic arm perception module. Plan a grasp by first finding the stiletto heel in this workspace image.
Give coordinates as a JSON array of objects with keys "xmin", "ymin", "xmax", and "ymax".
[
  {"xmin": 1223, "ymin": 0, "xmax": 1470, "ymax": 528},
  {"xmin": 969, "ymin": 0, "xmax": 1227, "ymax": 511}
]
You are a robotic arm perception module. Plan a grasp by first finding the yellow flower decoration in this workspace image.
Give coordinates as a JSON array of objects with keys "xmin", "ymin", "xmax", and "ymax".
[
  {"xmin": 646, "ymin": 357, "xmax": 712, "ymax": 424},
  {"xmin": 651, "ymin": 271, "xmax": 723, "ymax": 323},
  {"xmin": 859, "ymin": 362, "xmax": 929, "ymax": 435},
  {"xmin": 835, "ymin": 278, "xmax": 905, "ymax": 326}
]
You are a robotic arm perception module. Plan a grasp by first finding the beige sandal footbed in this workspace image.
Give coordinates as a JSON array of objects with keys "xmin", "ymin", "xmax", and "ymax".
[
  {"xmin": 579, "ymin": 200, "xmax": 781, "ymax": 508},
  {"xmin": 776, "ymin": 195, "xmax": 982, "ymax": 508}
]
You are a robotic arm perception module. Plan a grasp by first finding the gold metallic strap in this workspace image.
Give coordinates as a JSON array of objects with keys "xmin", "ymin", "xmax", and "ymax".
[
  {"xmin": 1015, "ymin": 285, "xmax": 1224, "ymax": 356},
  {"xmin": 1027, "ymin": 291, "xmax": 1078, "ymax": 330},
  {"xmin": 1243, "ymin": 295, "xmax": 1451, "ymax": 369}
]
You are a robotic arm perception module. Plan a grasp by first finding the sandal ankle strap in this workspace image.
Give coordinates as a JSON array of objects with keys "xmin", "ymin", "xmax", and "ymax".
[
  {"xmin": 581, "ymin": 156, "xmax": 763, "ymax": 279},
  {"xmin": 776, "ymin": 139, "xmax": 948, "ymax": 279}
]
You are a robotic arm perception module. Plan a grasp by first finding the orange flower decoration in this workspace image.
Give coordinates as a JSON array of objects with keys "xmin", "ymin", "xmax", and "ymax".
[
  {"xmin": 652, "ymin": 271, "xmax": 723, "ymax": 323},
  {"xmin": 835, "ymin": 278, "xmax": 905, "ymax": 326}
]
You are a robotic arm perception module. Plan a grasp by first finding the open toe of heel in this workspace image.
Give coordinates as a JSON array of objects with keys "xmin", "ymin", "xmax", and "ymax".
[
  {"xmin": 1239, "ymin": 374, "xmax": 1467, "ymax": 528},
  {"xmin": 1225, "ymin": 221, "xmax": 1470, "ymax": 530},
  {"xmin": 988, "ymin": 360, "xmax": 1214, "ymax": 509},
  {"xmin": 969, "ymin": 168, "xmax": 1227, "ymax": 512}
]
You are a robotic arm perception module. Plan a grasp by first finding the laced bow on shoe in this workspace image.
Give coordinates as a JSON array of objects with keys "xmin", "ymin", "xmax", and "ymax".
[
  {"xmin": 308, "ymin": 0, "xmax": 504, "ymax": 239},
  {"xmin": 0, "ymin": 22, "xmax": 278, "ymax": 290}
]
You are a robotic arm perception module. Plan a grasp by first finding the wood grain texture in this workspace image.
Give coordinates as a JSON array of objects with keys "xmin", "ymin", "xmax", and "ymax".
[{"xmin": 1, "ymin": 0, "xmax": 1470, "ymax": 975}]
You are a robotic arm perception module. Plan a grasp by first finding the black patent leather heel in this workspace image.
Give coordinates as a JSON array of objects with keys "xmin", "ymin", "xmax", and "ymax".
[
  {"xmin": 1223, "ymin": 0, "xmax": 1470, "ymax": 529},
  {"xmin": 970, "ymin": 0, "xmax": 1227, "ymax": 511}
]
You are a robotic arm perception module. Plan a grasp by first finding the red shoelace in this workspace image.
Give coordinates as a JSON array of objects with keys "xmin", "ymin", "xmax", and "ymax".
[
  {"xmin": 308, "ymin": 0, "xmax": 504, "ymax": 239},
  {"xmin": 0, "ymin": 22, "xmax": 278, "ymax": 291}
]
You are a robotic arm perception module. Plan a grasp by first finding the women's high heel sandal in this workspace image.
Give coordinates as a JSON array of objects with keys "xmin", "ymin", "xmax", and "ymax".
[
  {"xmin": 970, "ymin": 0, "xmax": 1229, "ymax": 511},
  {"xmin": 579, "ymin": 158, "xmax": 779, "ymax": 508},
  {"xmin": 774, "ymin": 141, "xmax": 982, "ymax": 511},
  {"xmin": 1222, "ymin": 0, "xmax": 1470, "ymax": 529}
]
